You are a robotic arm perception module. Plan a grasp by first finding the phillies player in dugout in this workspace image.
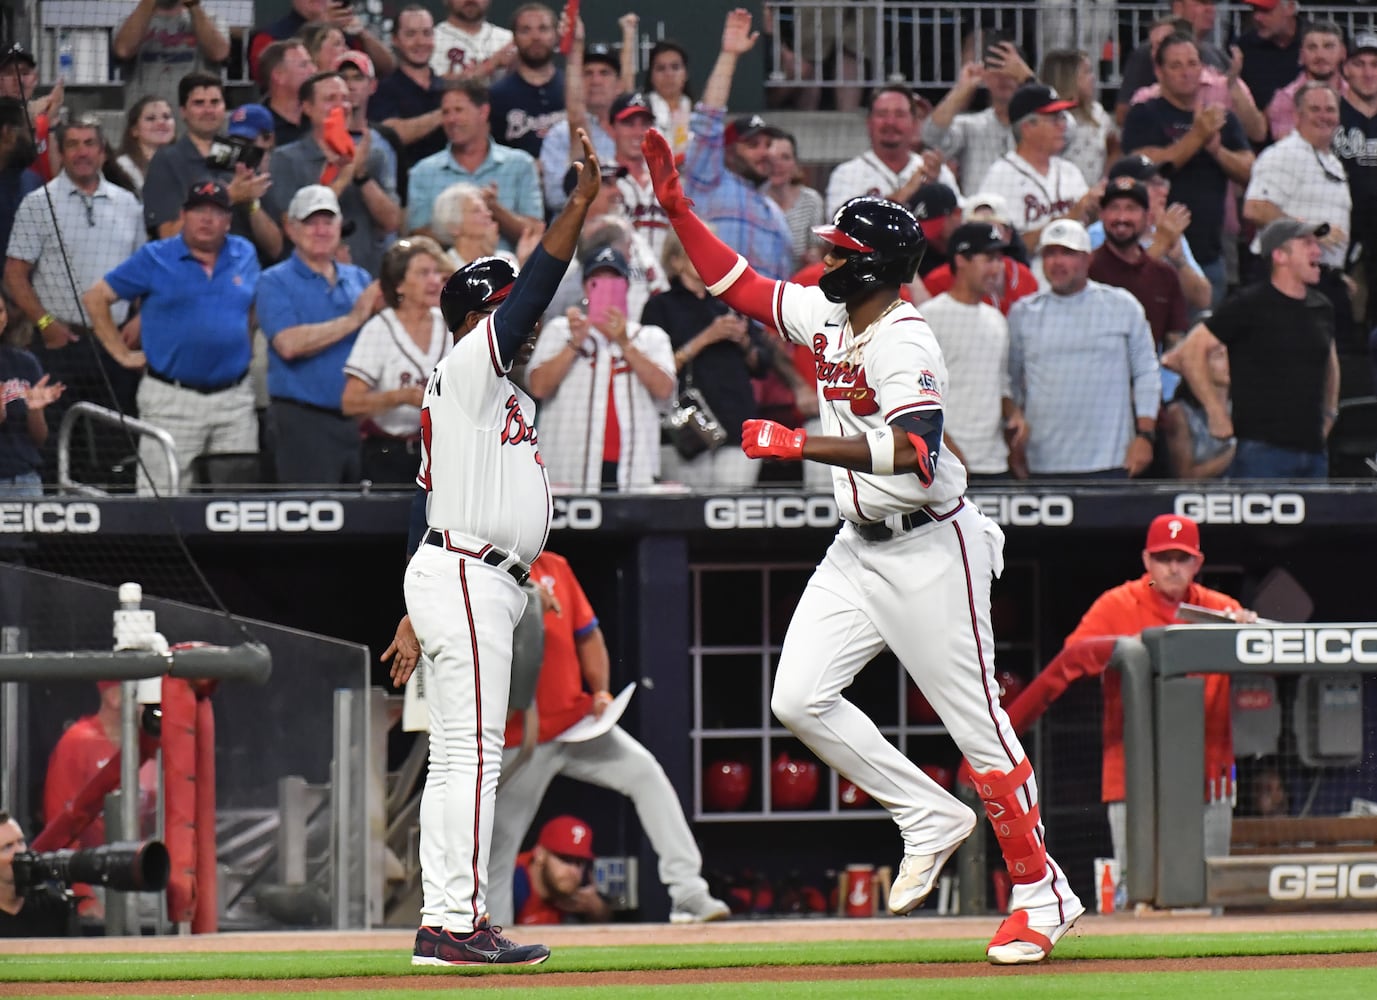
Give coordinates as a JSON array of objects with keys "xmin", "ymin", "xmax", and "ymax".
[
  {"xmin": 643, "ymin": 116, "xmax": 1084, "ymax": 964},
  {"xmin": 1062, "ymin": 514, "xmax": 1257, "ymax": 898},
  {"xmin": 386, "ymin": 129, "xmax": 604, "ymax": 968}
]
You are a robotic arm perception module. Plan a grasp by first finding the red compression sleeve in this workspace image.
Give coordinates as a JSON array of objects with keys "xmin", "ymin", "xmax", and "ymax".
[{"xmin": 670, "ymin": 209, "xmax": 780, "ymax": 323}]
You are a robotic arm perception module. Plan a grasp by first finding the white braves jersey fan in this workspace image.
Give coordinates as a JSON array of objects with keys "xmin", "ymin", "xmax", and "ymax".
[
  {"xmin": 417, "ymin": 315, "xmax": 550, "ymax": 563},
  {"xmin": 770, "ymin": 283, "xmax": 967, "ymax": 519}
]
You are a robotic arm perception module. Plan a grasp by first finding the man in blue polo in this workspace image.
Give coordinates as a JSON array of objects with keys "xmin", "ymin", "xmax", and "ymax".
[
  {"xmin": 256, "ymin": 185, "xmax": 381, "ymax": 485},
  {"xmin": 83, "ymin": 180, "xmax": 260, "ymax": 495},
  {"xmin": 405, "ymin": 77, "xmax": 543, "ymax": 250}
]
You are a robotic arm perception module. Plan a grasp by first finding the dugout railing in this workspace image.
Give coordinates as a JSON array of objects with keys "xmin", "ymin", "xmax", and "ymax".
[{"xmin": 1119, "ymin": 624, "xmax": 1376, "ymax": 910}]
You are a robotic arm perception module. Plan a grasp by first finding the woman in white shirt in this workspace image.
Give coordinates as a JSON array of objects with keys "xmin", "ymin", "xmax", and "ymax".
[
  {"xmin": 621, "ymin": 19, "xmax": 694, "ymax": 159},
  {"xmin": 115, "ymin": 96, "xmax": 175, "ymax": 197},
  {"xmin": 1040, "ymin": 49, "xmax": 1118, "ymax": 184},
  {"xmin": 341, "ymin": 236, "xmax": 451, "ymax": 485}
]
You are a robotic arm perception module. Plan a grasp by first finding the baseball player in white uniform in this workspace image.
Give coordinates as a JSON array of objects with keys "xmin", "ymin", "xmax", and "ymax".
[
  {"xmin": 385, "ymin": 130, "xmax": 604, "ymax": 968},
  {"xmin": 643, "ymin": 128, "xmax": 1084, "ymax": 964}
]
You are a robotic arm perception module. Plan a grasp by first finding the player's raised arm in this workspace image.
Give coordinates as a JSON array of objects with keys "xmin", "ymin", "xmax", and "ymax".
[
  {"xmin": 642, "ymin": 128, "xmax": 782, "ymax": 326},
  {"xmin": 489, "ymin": 129, "xmax": 604, "ymax": 365}
]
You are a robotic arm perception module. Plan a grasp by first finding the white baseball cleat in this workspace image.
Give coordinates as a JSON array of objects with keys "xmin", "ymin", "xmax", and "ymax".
[
  {"xmin": 669, "ymin": 892, "xmax": 731, "ymax": 924},
  {"xmin": 888, "ymin": 818, "xmax": 977, "ymax": 915},
  {"xmin": 985, "ymin": 901, "xmax": 1086, "ymax": 964}
]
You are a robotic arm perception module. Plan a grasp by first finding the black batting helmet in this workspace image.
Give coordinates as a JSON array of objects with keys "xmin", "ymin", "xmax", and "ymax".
[
  {"xmin": 440, "ymin": 256, "xmax": 517, "ymax": 332},
  {"xmin": 812, "ymin": 196, "xmax": 925, "ymax": 303}
]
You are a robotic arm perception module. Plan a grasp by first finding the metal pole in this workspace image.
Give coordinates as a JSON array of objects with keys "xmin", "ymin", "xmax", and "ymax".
[{"xmin": 0, "ymin": 626, "xmax": 25, "ymax": 823}]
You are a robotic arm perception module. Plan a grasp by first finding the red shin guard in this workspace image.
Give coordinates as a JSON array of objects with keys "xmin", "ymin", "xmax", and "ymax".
[{"xmin": 971, "ymin": 757, "xmax": 1048, "ymax": 885}]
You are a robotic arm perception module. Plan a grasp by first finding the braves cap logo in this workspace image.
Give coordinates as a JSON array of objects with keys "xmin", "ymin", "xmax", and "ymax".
[
  {"xmin": 1111, "ymin": 176, "xmax": 1138, "ymax": 192},
  {"xmin": 193, "ymin": 181, "xmax": 218, "ymax": 197},
  {"xmin": 593, "ymin": 247, "xmax": 617, "ymax": 266}
]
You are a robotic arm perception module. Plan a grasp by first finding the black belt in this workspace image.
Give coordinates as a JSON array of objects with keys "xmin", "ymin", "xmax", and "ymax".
[
  {"xmin": 147, "ymin": 366, "xmax": 248, "ymax": 395},
  {"xmin": 424, "ymin": 532, "xmax": 531, "ymax": 585},
  {"xmin": 853, "ymin": 502, "xmax": 960, "ymax": 542},
  {"xmin": 270, "ymin": 396, "xmax": 347, "ymax": 419}
]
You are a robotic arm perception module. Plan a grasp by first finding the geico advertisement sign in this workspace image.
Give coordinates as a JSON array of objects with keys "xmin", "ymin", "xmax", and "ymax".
[
  {"xmin": 1236, "ymin": 627, "xmax": 1377, "ymax": 665},
  {"xmin": 0, "ymin": 502, "xmax": 101, "ymax": 533},
  {"xmin": 970, "ymin": 494, "xmax": 1073, "ymax": 526},
  {"xmin": 1174, "ymin": 492, "xmax": 1305, "ymax": 524},
  {"xmin": 704, "ymin": 496, "xmax": 838, "ymax": 529},
  {"xmin": 1269, "ymin": 862, "xmax": 1377, "ymax": 901},
  {"xmin": 550, "ymin": 498, "xmax": 602, "ymax": 530},
  {"xmin": 206, "ymin": 500, "xmax": 345, "ymax": 532}
]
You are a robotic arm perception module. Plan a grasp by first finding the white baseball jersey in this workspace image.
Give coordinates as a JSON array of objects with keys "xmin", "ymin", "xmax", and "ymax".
[
  {"xmin": 977, "ymin": 152, "xmax": 1089, "ymax": 236},
  {"xmin": 920, "ymin": 294, "xmax": 1012, "ymax": 475},
  {"xmin": 617, "ymin": 170, "xmax": 670, "ymax": 262},
  {"xmin": 431, "ymin": 20, "xmax": 514, "ymax": 77},
  {"xmin": 417, "ymin": 315, "xmax": 550, "ymax": 562},
  {"xmin": 769, "ymin": 283, "xmax": 967, "ymax": 520},
  {"xmin": 344, "ymin": 307, "xmax": 450, "ymax": 438},
  {"xmin": 825, "ymin": 151, "xmax": 962, "ymax": 218}
]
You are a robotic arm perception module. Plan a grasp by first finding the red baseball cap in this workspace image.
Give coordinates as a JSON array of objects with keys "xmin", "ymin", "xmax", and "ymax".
[
  {"xmin": 537, "ymin": 815, "xmax": 595, "ymax": 860},
  {"xmin": 1242, "ymin": 0, "xmax": 1280, "ymax": 10},
  {"xmin": 97, "ymin": 680, "xmax": 119, "ymax": 693},
  {"xmin": 1145, "ymin": 514, "xmax": 1202, "ymax": 558}
]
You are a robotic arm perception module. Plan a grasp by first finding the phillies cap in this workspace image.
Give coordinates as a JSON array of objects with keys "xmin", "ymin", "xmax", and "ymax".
[
  {"xmin": 611, "ymin": 91, "xmax": 654, "ymax": 123},
  {"xmin": 227, "ymin": 103, "xmax": 274, "ymax": 139},
  {"xmin": 724, "ymin": 113, "xmax": 785, "ymax": 145},
  {"xmin": 537, "ymin": 815, "xmax": 595, "ymax": 860},
  {"xmin": 1037, "ymin": 218, "xmax": 1091, "ymax": 254},
  {"xmin": 183, "ymin": 179, "xmax": 232, "ymax": 212},
  {"xmin": 337, "ymin": 50, "xmax": 376, "ymax": 78},
  {"xmin": 1258, "ymin": 218, "xmax": 1330, "ymax": 257},
  {"xmin": 580, "ymin": 243, "xmax": 630, "ymax": 278},
  {"xmin": 1100, "ymin": 176, "xmax": 1149, "ymax": 210},
  {"xmin": 287, "ymin": 184, "xmax": 342, "ymax": 221},
  {"xmin": 949, "ymin": 221, "xmax": 1009, "ymax": 257},
  {"xmin": 1145, "ymin": 514, "xmax": 1202, "ymax": 558},
  {"xmin": 1008, "ymin": 82, "xmax": 1076, "ymax": 123},
  {"xmin": 1351, "ymin": 32, "xmax": 1377, "ymax": 57}
]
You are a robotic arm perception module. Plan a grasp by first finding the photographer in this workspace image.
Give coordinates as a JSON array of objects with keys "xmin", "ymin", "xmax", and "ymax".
[{"xmin": 0, "ymin": 811, "xmax": 74, "ymax": 938}]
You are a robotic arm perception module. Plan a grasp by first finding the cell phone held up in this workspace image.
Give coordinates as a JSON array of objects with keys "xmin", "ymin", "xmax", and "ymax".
[
  {"xmin": 205, "ymin": 135, "xmax": 265, "ymax": 173},
  {"xmin": 585, "ymin": 274, "xmax": 628, "ymax": 330},
  {"xmin": 983, "ymin": 31, "xmax": 1013, "ymax": 71}
]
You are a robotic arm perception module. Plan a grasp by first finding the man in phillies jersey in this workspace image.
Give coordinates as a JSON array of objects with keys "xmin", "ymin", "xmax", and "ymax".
[
  {"xmin": 643, "ymin": 129, "xmax": 1083, "ymax": 964},
  {"xmin": 510, "ymin": 814, "xmax": 611, "ymax": 925},
  {"xmin": 1062, "ymin": 515, "xmax": 1256, "ymax": 902},
  {"xmin": 387, "ymin": 129, "xmax": 603, "ymax": 968}
]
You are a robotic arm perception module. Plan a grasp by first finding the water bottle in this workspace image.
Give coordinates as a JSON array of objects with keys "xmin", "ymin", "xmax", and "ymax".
[{"xmin": 57, "ymin": 30, "xmax": 74, "ymax": 80}]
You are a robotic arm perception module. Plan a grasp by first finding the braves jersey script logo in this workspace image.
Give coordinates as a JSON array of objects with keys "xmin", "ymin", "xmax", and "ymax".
[
  {"xmin": 812, "ymin": 333, "xmax": 878, "ymax": 415},
  {"xmin": 1022, "ymin": 192, "xmax": 1075, "ymax": 228},
  {"xmin": 501, "ymin": 394, "xmax": 539, "ymax": 448}
]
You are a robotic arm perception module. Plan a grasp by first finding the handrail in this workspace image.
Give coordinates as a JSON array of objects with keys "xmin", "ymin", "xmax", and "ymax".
[
  {"xmin": 58, "ymin": 400, "xmax": 180, "ymax": 497},
  {"xmin": 0, "ymin": 642, "xmax": 273, "ymax": 685}
]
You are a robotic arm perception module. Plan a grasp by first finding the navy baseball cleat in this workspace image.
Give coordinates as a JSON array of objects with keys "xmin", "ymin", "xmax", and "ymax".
[
  {"xmin": 410, "ymin": 925, "xmax": 443, "ymax": 966},
  {"xmin": 422, "ymin": 917, "xmax": 550, "ymax": 966}
]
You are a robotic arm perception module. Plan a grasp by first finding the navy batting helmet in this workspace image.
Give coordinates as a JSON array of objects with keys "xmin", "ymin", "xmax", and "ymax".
[
  {"xmin": 440, "ymin": 256, "xmax": 517, "ymax": 332},
  {"xmin": 812, "ymin": 197, "xmax": 925, "ymax": 303}
]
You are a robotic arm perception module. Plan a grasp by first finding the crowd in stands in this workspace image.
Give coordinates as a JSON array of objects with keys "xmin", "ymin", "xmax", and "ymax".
[{"xmin": 0, "ymin": 0, "xmax": 1374, "ymax": 494}]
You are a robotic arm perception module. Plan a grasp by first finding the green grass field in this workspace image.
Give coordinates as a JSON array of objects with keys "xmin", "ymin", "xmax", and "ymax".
[{"xmin": 5, "ymin": 930, "xmax": 1376, "ymax": 998}]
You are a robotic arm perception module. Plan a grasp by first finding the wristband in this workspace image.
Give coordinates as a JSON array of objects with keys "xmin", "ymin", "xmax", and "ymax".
[
  {"xmin": 36, "ymin": 313, "xmax": 55, "ymax": 332},
  {"xmin": 1136, "ymin": 428, "xmax": 1157, "ymax": 445},
  {"xmin": 353, "ymin": 173, "xmax": 370, "ymax": 186},
  {"xmin": 867, "ymin": 425, "xmax": 895, "ymax": 476}
]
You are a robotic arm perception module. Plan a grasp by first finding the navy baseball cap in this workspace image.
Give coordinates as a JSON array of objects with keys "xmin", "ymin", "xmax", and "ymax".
[
  {"xmin": 227, "ymin": 103, "xmax": 273, "ymax": 139},
  {"xmin": 724, "ymin": 113, "xmax": 784, "ymax": 145},
  {"xmin": 1100, "ymin": 176, "xmax": 1150, "ymax": 210},
  {"xmin": 1008, "ymin": 82, "xmax": 1076, "ymax": 123},
  {"xmin": 1108, "ymin": 154, "xmax": 1173, "ymax": 182},
  {"xmin": 611, "ymin": 91, "xmax": 654, "ymax": 123},
  {"xmin": 183, "ymin": 179, "xmax": 232, "ymax": 212},
  {"xmin": 583, "ymin": 43, "xmax": 620, "ymax": 72},
  {"xmin": 949, "ymin": 222, "xmax": 1009, "ymax": 257},
  {"xmin": 0, "ymin": 43, "xmax": 35, "ymax": 69},
  {"xmin": 580, "ymin": 244, "xmax": 630, "ymax": 279}
]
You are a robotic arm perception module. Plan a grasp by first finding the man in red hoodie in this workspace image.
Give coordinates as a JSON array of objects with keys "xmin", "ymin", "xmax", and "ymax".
[{"xmin": 1063, "ymin": 514, "xmax": 1256, "ymax": 895}]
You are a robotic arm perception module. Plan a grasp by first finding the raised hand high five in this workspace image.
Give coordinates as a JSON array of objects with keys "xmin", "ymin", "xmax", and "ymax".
[{"xmin": 642, "ymin": 128, "xmax": 693, "ymax": 218}]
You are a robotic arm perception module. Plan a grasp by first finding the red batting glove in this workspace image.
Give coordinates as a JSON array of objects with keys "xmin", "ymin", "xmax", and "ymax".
[
  {"xmin": 642, "ymin": 128, "xmax": 693, "ymax": 218},
  {"xmin": 741, "ymin": 419, "xmax": 806, "ymax": 461}
]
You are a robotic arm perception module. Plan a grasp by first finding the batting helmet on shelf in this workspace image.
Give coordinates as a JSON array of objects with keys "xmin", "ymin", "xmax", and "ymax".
[
  {"xmin": 812, "ymin": 196, "xmax": 925, "ymax": 303},
  {"xmin": 440, "ymin": 255, "xmax": 517, "ymax": 332}
]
